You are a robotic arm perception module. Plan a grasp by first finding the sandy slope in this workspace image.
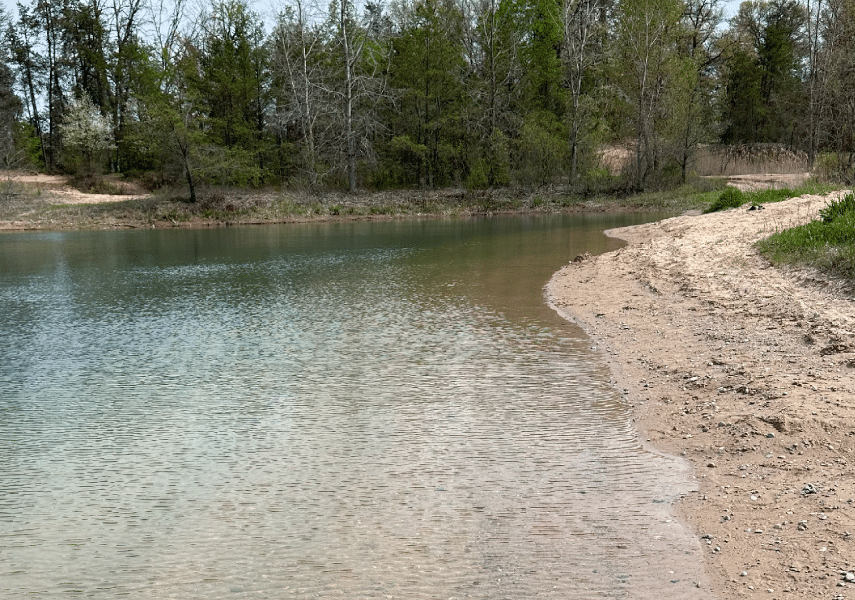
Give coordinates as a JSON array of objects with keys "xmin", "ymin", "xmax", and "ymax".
[
  {"xmin": 3, "ymin": 171, "xmax": 149, "ymax": 204},
  {"xmin": 548, "ymin": 192, "xmax": 855, "ymax": 599}
]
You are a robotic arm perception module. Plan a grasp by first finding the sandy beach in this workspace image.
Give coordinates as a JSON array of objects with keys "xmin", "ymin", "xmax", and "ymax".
[{"xmin": 548, "ymin": 191, "xmax": 855, "ymax": 598}]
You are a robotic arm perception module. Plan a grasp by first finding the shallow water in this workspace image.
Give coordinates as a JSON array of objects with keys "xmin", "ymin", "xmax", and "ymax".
[{"xmin": 0, "ymin": 215, "xmax": 711, "ymax": 599}]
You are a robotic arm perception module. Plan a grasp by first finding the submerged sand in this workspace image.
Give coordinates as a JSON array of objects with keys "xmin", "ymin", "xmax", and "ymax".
[{"xmin": 548, "ymin": 192, "xmax": 855, "ymax": 599}]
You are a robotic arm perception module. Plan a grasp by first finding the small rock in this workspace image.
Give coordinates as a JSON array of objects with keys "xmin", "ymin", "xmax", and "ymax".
[
  {"xmin": 844, "ymin": 572, "xmax": 855, "ymax": 582},
  {"xmin": 707, "ymin": 462, "xmax": 716, "ymax": 468},
  {"xmin": 741, "ymin": 571, "xmax": 748, "ymax": 577},
  {"xmin": 766, "ymin": 433, "xmax": 775, "ymax": 438}
]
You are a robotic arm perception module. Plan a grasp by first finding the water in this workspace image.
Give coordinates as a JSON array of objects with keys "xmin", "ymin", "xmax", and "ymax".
[{"xmin": 0, "ymin": 215, "xmax": 711, "ymax": 599}]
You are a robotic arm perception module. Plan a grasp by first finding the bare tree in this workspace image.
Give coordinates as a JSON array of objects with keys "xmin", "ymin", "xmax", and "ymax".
[
  {"xmin": 562, "ymin": 0, "xmax": 604, "ymax": 182},
  {"xmin": 269, "ymin": 0, "xmax": 333, "ymax": 186},
  {"xmin": 332, "ymin": 0, "xmax": 392, "ymax": 191}
]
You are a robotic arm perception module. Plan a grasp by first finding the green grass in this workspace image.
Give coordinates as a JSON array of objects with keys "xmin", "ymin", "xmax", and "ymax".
[
  {"xmin": 704, "ymin": 181, "xmax": 840, "ymax": 213},
  {"xmin": 616, "ymin": 179, "xmax": 729, "ymax": 212},
  {"xmin": 756, "ymin": 192, "xmax": 855, "ymax": 281}
]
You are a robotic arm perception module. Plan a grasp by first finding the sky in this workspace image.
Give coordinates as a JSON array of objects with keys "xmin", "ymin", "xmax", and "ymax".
[{"xmin": 0, "ymin": 0, "xmax": 747, "ymax": 29}]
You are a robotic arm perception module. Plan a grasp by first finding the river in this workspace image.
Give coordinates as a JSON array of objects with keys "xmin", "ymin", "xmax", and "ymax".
[{"xmin": 0, "ymin": 214, "xmax": 711, "ymax": 599}]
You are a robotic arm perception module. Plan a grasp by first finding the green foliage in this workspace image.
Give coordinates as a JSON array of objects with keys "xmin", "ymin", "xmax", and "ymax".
[
  {"xmin": 704, "ymin": 186, "xmax": 805, "ymax": 213},
  {"xmin": 757, "ymin": 195, "xmax": 855, "ymax": 281},
  {"xmin": 521, "ymin": 0, "xmax": 564, "ymax": 114},
  {"xmin": 375, "ymin": 135, "xmax": 428, "ymax": 187},
  {"xmin": 465, "ymin": 159, "xmax": 489, "ymax": 190},
  {"xmin": 819, "ymin": 193, "xmax": 855, "ymax": 223},
  {"xmin": 704, "ymin": 187, "xmax": 745, "ymax": 212},
  {"xmin": 514, "ymin": 111, "xmax": 567, "ymax": 186},
  {"xmin": 389, "ymin": 0, "xmax": 467, "ymax": 187},
  {"xmin": 723, "ymin": 0, "xmax": 805, "ymax": 145},
  {"xmin": 16, "ymin": 122, "xmax": 44, "ymax": 170}
]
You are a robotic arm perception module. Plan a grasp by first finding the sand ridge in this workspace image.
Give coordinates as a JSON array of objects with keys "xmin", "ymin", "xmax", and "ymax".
[{"xmin": 548, "ymin": 192, "xmax": 855, "ymax": 599}]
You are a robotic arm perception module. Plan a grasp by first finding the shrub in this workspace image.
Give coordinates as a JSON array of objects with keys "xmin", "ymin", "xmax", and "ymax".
[
  {"xmin": 819, "ymin": 192, "xmax": 855, "ymax": 223},
  {"xmin": 704, "ymin": 187, "xmax": 745, "ymax": 213}
]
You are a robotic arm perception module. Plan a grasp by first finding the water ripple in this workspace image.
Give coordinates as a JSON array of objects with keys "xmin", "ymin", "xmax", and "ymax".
[{"xmin": 0, "ymin": 216, "xmax": 709, "ymax": 599}]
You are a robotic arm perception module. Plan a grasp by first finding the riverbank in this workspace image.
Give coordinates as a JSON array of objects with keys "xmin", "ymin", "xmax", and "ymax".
[
  {"xmin": 0, "ymin": 171, "xmax": 733, "ymax": 231},
  {"xmin": 548, "ymin": 191, "xmax": 855, "ymax": 599}
]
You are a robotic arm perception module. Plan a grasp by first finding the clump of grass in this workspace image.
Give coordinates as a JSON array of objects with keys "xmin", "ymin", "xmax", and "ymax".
[
  {"xmin": 704, "ymin": 187, "xmax": 745, "ymax": 213},
  {"xmin": 819, "ymin": 192, "xmax": 855, "ymax": 223},
  {"xmin": 705, "ymin": 182, "xmax": 840, "ymax": 214},
  {"xmin": 756, "ymin": 192, "xmax": 855, "ymax": 281}
]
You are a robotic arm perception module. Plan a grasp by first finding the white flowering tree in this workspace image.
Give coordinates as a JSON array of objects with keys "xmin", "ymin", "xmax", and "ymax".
[{"xmin": 60, "ymin": 95, "xmax": 115, "ymax": 176}]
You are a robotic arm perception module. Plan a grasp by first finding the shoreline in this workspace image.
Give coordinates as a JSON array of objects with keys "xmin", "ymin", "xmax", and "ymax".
[{"xmin": 547, "ymin": 192, "xmax": 855, "ymax": 599}]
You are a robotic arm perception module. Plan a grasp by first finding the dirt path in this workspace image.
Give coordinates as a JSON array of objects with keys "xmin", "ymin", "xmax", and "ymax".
[
  {"xmin": 3, "ymin": 171, "xmax": 150, "ymax": 204},
  {"xmin": 548, "ymin": 192, "xmax": 855, "ymax": 599}
]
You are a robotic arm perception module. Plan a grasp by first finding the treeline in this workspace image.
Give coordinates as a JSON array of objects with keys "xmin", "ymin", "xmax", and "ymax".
[{"xmin": 0, "ymin": 0, "xmax": 853, "ymax": 197}]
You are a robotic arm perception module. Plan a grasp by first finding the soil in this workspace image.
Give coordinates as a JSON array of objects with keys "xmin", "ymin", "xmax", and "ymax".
[{"xmin": 548, "ymin": 190, "xmax": 855, "ymax": 599}]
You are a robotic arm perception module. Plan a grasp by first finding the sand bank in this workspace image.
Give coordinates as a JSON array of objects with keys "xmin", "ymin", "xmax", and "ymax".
[{"xmin": 548, "ymin": 192, "xmax": 855, "ymax": 599}]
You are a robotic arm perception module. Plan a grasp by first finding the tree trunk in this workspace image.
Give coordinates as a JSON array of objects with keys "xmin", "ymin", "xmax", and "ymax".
[{"xmin": 341, "ymin": 0, "xmax": 357, "ymax": 193}]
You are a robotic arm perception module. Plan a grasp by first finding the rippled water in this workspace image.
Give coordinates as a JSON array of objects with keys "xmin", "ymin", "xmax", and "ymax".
[{"xmin": 0, "ymin": 215, "xmax": 711, "ymax": 599}]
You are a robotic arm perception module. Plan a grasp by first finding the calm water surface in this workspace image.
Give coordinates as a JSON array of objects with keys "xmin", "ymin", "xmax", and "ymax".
[{"xmin": 0, "ymin": 215, "xmax": 711, "ymax": 599}]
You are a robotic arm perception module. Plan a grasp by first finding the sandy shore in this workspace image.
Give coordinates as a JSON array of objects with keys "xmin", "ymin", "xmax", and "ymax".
[{"xmin": 548, "ymin": 192, "xmax": 855, "ymax": 599}]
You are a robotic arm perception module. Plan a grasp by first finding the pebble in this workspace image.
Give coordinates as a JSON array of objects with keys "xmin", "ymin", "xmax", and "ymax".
[
  {"xmin": 766, "ymin": 433, "xmax": 775, "ymax": 438},
  {"xmin": 741, "ymin": 571, "xmax": 748, "ymax": 577},
  {"xmin": 844, "ymin": 572, "xmax": 855, "ymax": 582}
]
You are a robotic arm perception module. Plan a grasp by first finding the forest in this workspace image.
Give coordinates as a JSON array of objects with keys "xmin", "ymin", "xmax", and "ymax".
[{"xmin": 0, "ymin": 0, "xmax": 852, "ymax": 198}]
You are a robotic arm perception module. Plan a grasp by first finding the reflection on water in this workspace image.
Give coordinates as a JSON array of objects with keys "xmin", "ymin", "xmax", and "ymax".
[{"xmin": 0, "ymin": 215, "xmax": 711, "ymax": 599}]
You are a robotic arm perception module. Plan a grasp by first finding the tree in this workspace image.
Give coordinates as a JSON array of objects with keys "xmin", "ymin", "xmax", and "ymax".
[
  {"xmin": 815, "ymin": 0, "xmax": 855, "ymax": 180},
  {"xmin": 671, "ymin": 0, "xmax": 722, "ymax": 182},
  {"xmin": 389, "ymin": 0, "xmax": 467, "ymax": 188},
  {"xmin": 60, "ymin": 93, "xmax": 115, "ymax": 175},
  {"xmin": 196, "ymin": 0, "xmax": 267, "ymax": 166},
  {"xmin": 331, "ymin": 0, "xmax": 392, "ymax": 191},
  {"xmin": 561, "ymin": 0, "xmax": 606, "ymax": 183},
  {"xmin": 722, "ymin": 0, "xmax": 806, "ymax": 145},
  {"xmin": 0, "ymin": 8, "xmax": 24, "ymax": 169},
  {"xmin": 614, "ymin": 0, "xmax": 686, "ymax": 189},
  {"xmin": 269, "ymin": 0, "xmax": 333, "ymax": 186},
  {"xmin": 459, "ymin": 0, "xmax": 521, "ymax": 186}
]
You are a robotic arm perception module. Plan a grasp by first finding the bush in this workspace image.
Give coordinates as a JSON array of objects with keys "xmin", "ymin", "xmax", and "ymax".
[
  {"xmin": 819, "ymin": 192, "xmax": 855, "ymax": 223},
  {"xmin": 704, "ymin": 187, "xmax": 745, "ymax": 213}
]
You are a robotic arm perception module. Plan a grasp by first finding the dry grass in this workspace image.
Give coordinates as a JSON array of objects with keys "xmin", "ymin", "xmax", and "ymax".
[{"xmin": 694, "ymin": 144, "xmax": 809, "ymax": 176}]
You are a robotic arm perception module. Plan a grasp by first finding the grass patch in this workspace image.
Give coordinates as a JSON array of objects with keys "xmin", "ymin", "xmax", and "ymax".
[
  {"xmin": 756, "ymin": 192, "xmax": 855, "ymax": 282},
  {"xmin": 704, "ymin": 181, "xmax": 840, "ymax": 213},
  {"xmin": 615, "ymin": 179, "xmax": 729, "ymax": 212}
]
